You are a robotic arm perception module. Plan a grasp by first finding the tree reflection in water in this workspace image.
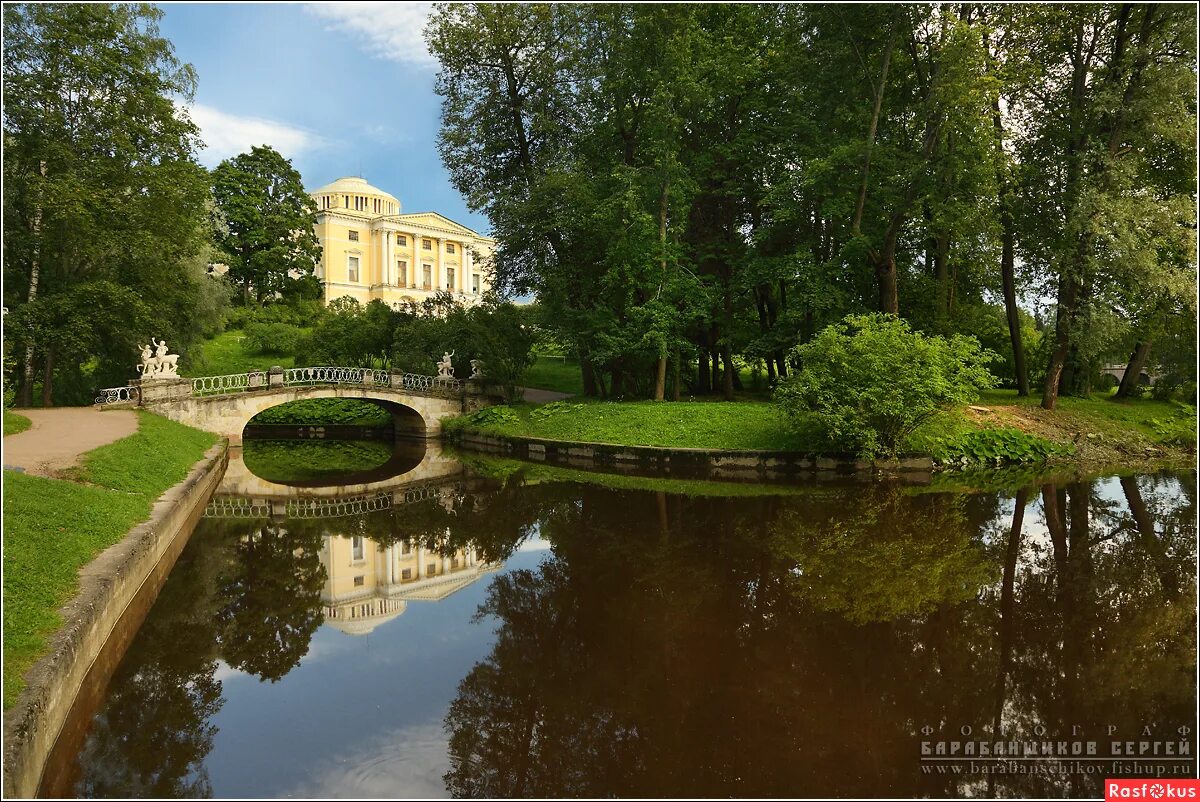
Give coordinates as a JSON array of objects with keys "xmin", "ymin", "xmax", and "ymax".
[
  {"xmin": 63, "ymin": 468, "xmax": 1194, "ymax": 799},
  {"xmin": 442, "ymin": 473, "xmax": 1195, "ymax": 799}
]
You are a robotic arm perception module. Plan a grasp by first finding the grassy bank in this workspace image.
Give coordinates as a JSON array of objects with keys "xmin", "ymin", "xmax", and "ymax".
[
  {"xmin": 4, "ymin": 409, "xmax": 31, "ymax": 436},
  {"xmin": 183, "ymin": 328, "xmax": 301, "ymax": 377},
  {"xmin": 446, "ymin": 390, "xmax": 1196, "ymax": 464},
  {"xmin": 2, "ymin": 411, "xmax": 218, "ymax": 708}
]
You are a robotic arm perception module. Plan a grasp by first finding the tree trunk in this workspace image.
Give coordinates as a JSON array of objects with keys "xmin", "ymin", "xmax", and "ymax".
[
  {"xmin": 580, "ymin": 352, "xmax": 598, "ymax": 397},
  {"xmin": 1041, "ymin": 268, "xmax": 1079, "ymax": 410},
  {"xmin": 40, "ymin": 346, "xmax": 55, "ymax": 407},
  {"xmin": 873, "ymin": 250, "xmax": 900, "ymax": 315},
  {"xmin": 653, "ymin": 347, "xmax": 667, "ymax": 401},
  {"xmin": 697, "ymin": 335, "xmax": 711, "ymax": 394},
  {"xmin": 671, "ymin": 349, "xmax": 681, "ymax": 401},
  {"xmin": 1115, "ymin": 340, "xmax": 1152, "ymax": 398},
  {"xmin": 852, "ymin": 13, "xmax": 899, "ymax": 236},
  {"xmin": 1000, "ymin": 212, "xmax": 1028, "ymax": 395},
  {"xmin": 19, "ymin": 162, "xmax": 47, "ymax": 408}
]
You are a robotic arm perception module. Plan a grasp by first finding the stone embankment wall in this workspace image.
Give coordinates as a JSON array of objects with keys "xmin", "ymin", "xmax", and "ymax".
[
  {"xmin": 449, "ymin": 430, "xmax": 934, "ymax": 483},
  {"xmin": 2, "ymin": 443, "xmax": 228, "ymax": 799}
]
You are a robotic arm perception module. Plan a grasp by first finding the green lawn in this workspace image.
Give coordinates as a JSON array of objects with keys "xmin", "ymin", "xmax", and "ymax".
[
  {"xmin": 520, "ymin": 356, "xmax": 584, "ymax": 396},
  {"xmin": 2, "ymin": 411, "xmax": 218, "ymax": 708},
  {"xmin": 183, "ymin": 328, "xmax": 301, "ymax": 377},
  {"xmin": 4, "ymin": 409, "xmax": 31, "ymax": 436},
  {"xmin": 447, "ymin": 389, "xmax": 1196, "ymax": 458},
  {"xmin": 451, "ymin": 399, "xmax": 822, "ymax": 450}
]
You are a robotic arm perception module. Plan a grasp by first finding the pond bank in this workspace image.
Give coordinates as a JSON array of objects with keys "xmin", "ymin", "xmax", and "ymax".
[
  {"xmin": 445, "ymin": 390, "xmax": 1196, "ymax": 473},
  {"xmin": 2, "ymin": 414, "xmax": 224, "ymax": 798}
]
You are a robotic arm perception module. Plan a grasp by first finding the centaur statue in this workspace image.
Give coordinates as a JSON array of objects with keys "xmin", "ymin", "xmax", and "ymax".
[{"xmin": 138, "ymin": 337, "xmax": 180, "ymax": 379}]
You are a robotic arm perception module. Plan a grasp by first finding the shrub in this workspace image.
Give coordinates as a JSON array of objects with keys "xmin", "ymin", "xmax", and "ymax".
[
  {"xmin": 242, "ymin": 322, "xmax": 304, "ymax": 356},
  {"xmin": 775, "ymin": 314, "xmax": 997, "ymax": 456}
]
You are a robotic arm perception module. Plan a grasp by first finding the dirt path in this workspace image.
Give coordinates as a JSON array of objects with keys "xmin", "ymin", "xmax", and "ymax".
[
  {"xmin": 2, "ymin": 407, "xmax": 139, "ymax": 478},
  {"xmin": 520, "ymin": 387, "xmax": 574, "ymax": 403}
]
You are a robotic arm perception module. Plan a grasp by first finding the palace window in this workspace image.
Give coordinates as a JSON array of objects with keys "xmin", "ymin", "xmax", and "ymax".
[
  {"xmin": 401, "ymin": 541, "xmax": 411, "ymax": 555},
  {"xmin": 347, "ymin": 255, "xmax": 360, "ymax": 283},
  {"xmin": 352, "ymin": 536, "xmax": 364, "ymax": 561},
  {"xmin": 353, "ymin": 575, "xmax": 365, "ymax": 587},
  {"xmin": 427, "ymin": 563, "xmax": 437, "ymax": 576},
  {"xmin": 397, "ymin": 260, "xmax": 407, "ymax": 286},
  {"xmin": 402, "ymin": 568, "xmax": 412, "ymax": 580},
  {"xmin": 446, "ymin": 267, "xmax": 455, "ymax": 289},
  {"xmin": 422, "ymin": 239, "xmax": 432, "ymax": 250},
  {"xmin": 446, "ymin": 243, "xmax": 456, "ymax": 254},
  {"xmin": 472, "ymin": 274, "xmax": 481, "ymax": 293},
  {"xmin": 422, "ymin": 264, "xmax": 432, "ymax": 289},
  {"xmin": 348, "ymin": 230, "xmax": 359, "ymax": 242},
  {"xmin": 344, "ymin": 195, "xmax": 349, "ymax": 208},
  {"xmin": 397, "ymin": 235, "xmax": 407, "ymax": 247}
]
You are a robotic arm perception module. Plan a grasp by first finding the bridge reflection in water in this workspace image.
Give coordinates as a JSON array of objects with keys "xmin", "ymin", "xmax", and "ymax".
[{"xmin": 207, "ymin": 437, "xmax": 504, "ymax": 636}]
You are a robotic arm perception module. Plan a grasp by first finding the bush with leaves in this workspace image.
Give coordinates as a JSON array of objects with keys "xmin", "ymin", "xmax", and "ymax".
[
  {"xmin": 242, "ymin": 322, "xmax": 304, "ymax": 356},
  {"xmin": 775, "ymin": 314, "xmax": 997, "ymax": 456}
]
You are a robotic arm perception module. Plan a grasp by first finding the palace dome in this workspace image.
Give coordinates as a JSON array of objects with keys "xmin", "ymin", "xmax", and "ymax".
[{"xmin": 311, "ymin": 176, "xmax": 400, "ymax": 213}]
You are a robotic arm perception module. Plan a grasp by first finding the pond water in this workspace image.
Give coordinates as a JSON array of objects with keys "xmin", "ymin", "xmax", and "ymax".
[{"xmin": 47, "ymin": 438, "xmax": 1196, "ymax": 798}]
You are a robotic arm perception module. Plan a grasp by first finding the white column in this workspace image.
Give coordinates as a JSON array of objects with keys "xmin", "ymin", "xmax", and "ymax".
[
  {"xmin": 465, "ymin": 245, "xmax": 474, "ymax": 295},
  {"xmin": 437, "ymin": 238, "xmax": 445, "ymax": 290},
  {"xmin": 384, "ymin": 229, "xmax": 393, "ymax": 286}
]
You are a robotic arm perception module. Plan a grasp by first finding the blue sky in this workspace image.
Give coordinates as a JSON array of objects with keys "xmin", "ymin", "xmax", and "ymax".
[{"xmin": 160, "ymin": 3, "xmax": 491, "ymax": 235}]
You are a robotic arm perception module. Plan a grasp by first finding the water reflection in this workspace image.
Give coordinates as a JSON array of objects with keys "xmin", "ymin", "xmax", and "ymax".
[{"xmin": 56, "ymin": 460, "xmax": 1195, "ymax": 799}]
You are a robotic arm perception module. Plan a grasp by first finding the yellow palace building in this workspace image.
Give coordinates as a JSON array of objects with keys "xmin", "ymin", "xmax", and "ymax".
[{"xmin": 309, "ymin": 176, "xmax": 495, "ymax": 307}]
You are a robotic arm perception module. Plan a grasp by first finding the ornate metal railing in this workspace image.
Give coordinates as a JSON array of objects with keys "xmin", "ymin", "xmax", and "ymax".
[
  {"xmin": 282, "ymin": 366, "xmax": 462, "ymax": 394},
  {"xmin": 94, "ymin": 386, "xmax": 140, "ymax": 406},
  {"xmin": 192, "ymin": 371, "xmax": 267, "ymax": 397},
  {"xmin": 203, "ymin": 482, "xmax": 460, "ymax": 519}
]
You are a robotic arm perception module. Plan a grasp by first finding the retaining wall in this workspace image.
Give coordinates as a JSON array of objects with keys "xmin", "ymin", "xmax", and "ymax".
[
  {"xmin": 2, "ymin": 442, "xmax": 228, "ymax": 798},
  {"xmin": 449, "ymin": 430, "xmax": 934, "ymax": 483}
]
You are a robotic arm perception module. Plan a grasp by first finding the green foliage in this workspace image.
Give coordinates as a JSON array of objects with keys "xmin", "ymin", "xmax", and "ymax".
[
  {"xmin": 929, "ymin": 427, "xmax": 1072, "ymax": 467},
  {"xmin": 775, "ymin": 314, "xmax": 997, "ymax": 456},
  {"xmin": 241, "ymin": 322, "xmax": 304, "ymax": 356},
  {"xmin": 2, "ymin": 412, "xmax": 216, "ymax": 707},
  {"xmin": 2, "ymin": 3, "xmax": 216, "ymax": 404},
  {"xmin": 522, "ymin": 356, "xmax": 584, "ymax": 396},
  {"xmin": 248, "ymin": 399, "xmax": 391, "ymax": 427},
  {"xmin": 530, "ymin": 400, "xmax": 586, "ymax": 421},
  {"xmin": 210, "ymin": 145, "xmax": 322, "ymax": 304},
  {"xmin": 1146, "ymin": 407, "xmax": 1197, "ymax": 448},
  {"xmin": 464, "ymin": 405, "xmax": 522, "ymax": 428}
]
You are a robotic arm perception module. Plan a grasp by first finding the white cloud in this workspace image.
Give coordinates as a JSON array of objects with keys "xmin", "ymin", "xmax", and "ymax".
[
  {"xmin": 305, "ymin": 2, "xmax": 436, "ymax": 67},
  {"xmin": 186, "ymin": 103, "xmax": 321, "ymax": 167}
]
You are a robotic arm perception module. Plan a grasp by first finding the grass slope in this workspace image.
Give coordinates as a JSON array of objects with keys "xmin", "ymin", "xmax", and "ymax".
[
  {"xmin": 2, "ymin": 411, "xmax": 217, "ymax": 708},
  {"xmin": 4, "ymin": 409, "xmax": 31, "ymax": 436},
  {"xmin": 448, "ymin": 390, "xmax": 1196, "ymax": 461},
  {"xmin": 183, "ymin": 328, "xmax": 300, "ymax": 377}
]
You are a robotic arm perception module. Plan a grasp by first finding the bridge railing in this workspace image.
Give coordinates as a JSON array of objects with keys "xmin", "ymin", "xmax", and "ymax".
[
  {"xmin": 283, "ymin": 366, "xmax": 462, "ymax": 395},
  {"xmin": 192, "ymin": 371, "xmax": 268, "ymax": 397},
  {"xmin": 94, "ymin": 386, "xmax": 140, "ymax": 406}
]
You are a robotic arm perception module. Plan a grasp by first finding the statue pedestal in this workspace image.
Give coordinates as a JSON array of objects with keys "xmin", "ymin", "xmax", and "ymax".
[{"xmin": 135, "ymin": 376, "xmax": 191, "ymax": 404}]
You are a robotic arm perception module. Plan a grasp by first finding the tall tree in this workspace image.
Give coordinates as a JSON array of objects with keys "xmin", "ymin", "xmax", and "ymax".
[
  {"xmin": 2, "ymin": 3, "xmax": 215, "ymax": 404},
  {"xmin": 210, "ymin": 145, "xmax": 322, "ymax": 305}
]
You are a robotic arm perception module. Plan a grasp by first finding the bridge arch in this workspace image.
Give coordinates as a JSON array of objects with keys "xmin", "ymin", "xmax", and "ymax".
[{"xmin": 141, "ymin": 384, "xmax": 469, "ymax": 446}]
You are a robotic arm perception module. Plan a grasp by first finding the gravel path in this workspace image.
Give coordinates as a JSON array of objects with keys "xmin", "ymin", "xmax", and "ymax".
[{"xmin": 2, "ymin": 407, "xmax": 139, "ymax": 478}]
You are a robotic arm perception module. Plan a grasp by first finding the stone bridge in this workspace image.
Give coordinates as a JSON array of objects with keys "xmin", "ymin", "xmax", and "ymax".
[{"xmin": 95, "ymin": 366, "xmax": 499, "ymax": 445}]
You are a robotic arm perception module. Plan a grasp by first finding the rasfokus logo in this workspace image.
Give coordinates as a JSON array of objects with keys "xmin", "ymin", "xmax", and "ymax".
[{"xmin": 1107, "ymin": 780, "xmax": 1200, "ymax": 800}]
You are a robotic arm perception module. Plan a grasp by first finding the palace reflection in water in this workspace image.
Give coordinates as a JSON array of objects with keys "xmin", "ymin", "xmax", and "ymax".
[{"xmin": 49, "ymin": 437, "xmax": 1196, "ymax": 799}]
